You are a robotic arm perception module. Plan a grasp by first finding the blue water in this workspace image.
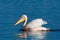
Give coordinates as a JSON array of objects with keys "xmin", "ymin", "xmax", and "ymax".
[{"xmin": 0, "ymin": 0, "xmax": 60, "ymax": 40}]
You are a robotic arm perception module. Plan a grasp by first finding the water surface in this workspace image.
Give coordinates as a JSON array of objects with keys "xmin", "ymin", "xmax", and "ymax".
[{"xmin": 0, "ymin": 0, "xmax": 60, "ymax": 40}]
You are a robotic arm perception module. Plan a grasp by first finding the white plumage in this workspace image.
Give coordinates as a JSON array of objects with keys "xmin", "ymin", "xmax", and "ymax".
[
  {"xmin": 26, "ymin": 19, "xmax": 48, "ymax": 31},
  {"xmin": 15, "ymin": 15, "xmax": 49, "ymax": 31},
  {"xmin": 26, "ymin": 19, "xmax": 47, "ymax": 29}
]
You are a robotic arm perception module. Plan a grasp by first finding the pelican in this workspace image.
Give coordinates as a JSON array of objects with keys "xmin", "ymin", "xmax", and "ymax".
[{"xmin": 14, "ymin": 15, "xmax": 49, "ymax": 32}]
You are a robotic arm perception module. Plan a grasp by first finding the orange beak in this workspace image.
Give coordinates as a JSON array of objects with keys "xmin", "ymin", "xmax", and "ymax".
[{"xmin": 14, "ymin": 16, "xmax": 25, "ymax": 26}]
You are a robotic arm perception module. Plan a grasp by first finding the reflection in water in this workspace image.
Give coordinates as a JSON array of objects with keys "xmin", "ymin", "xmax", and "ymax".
[
  {"xmin": 17, "ymin": 31, "xmax": 27, "ymax": 38},
  {"xmin": 17, "ymin": 31, "xmax": 47, "ymax": 40},
  {"xmin": 28, "ymin": 31, "xmax": 47, "ymax": 40}
]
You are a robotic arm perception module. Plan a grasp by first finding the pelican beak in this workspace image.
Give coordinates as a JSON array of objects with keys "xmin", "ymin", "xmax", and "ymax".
[{"xmin": 14, "ymin": 18, "xmax": 25, "ymax": 26}]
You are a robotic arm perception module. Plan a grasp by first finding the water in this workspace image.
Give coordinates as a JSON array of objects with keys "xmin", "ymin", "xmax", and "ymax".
[{"xmin": 0, "ymin": 0, "xmax": 60, "ymax": 40}]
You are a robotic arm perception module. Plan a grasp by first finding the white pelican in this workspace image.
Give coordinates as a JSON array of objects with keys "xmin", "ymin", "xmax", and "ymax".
[{"xmin": 14, "ymin": 15, "xmax": 49, "ymax": 31}]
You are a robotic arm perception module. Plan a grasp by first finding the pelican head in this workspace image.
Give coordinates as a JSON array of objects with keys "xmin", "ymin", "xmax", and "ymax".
[{"xmin": 14, "ymin": 15, "xmax": 27, "ymax": 26}]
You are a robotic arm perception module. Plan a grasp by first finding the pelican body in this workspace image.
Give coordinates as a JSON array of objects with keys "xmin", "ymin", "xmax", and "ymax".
[{"xmin": 15, "ymin": 15, "xmax": 49, "ymax": 32}]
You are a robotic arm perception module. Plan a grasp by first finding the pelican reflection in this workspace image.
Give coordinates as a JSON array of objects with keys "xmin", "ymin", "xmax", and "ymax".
[{"xmin": 17, "ymin": 31, "xmax": 47, "ymax": 40}]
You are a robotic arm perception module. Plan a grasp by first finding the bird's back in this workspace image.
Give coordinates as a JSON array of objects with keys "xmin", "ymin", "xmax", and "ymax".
[{"xmin": 26, "ymin": 19, "xmax": 47, "ymax": 29}]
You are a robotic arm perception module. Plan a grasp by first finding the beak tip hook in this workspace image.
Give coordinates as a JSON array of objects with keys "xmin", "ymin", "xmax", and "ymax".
[{"xmin": 14, "ymin": 24, "xmax": 17, "ymax": 26}]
